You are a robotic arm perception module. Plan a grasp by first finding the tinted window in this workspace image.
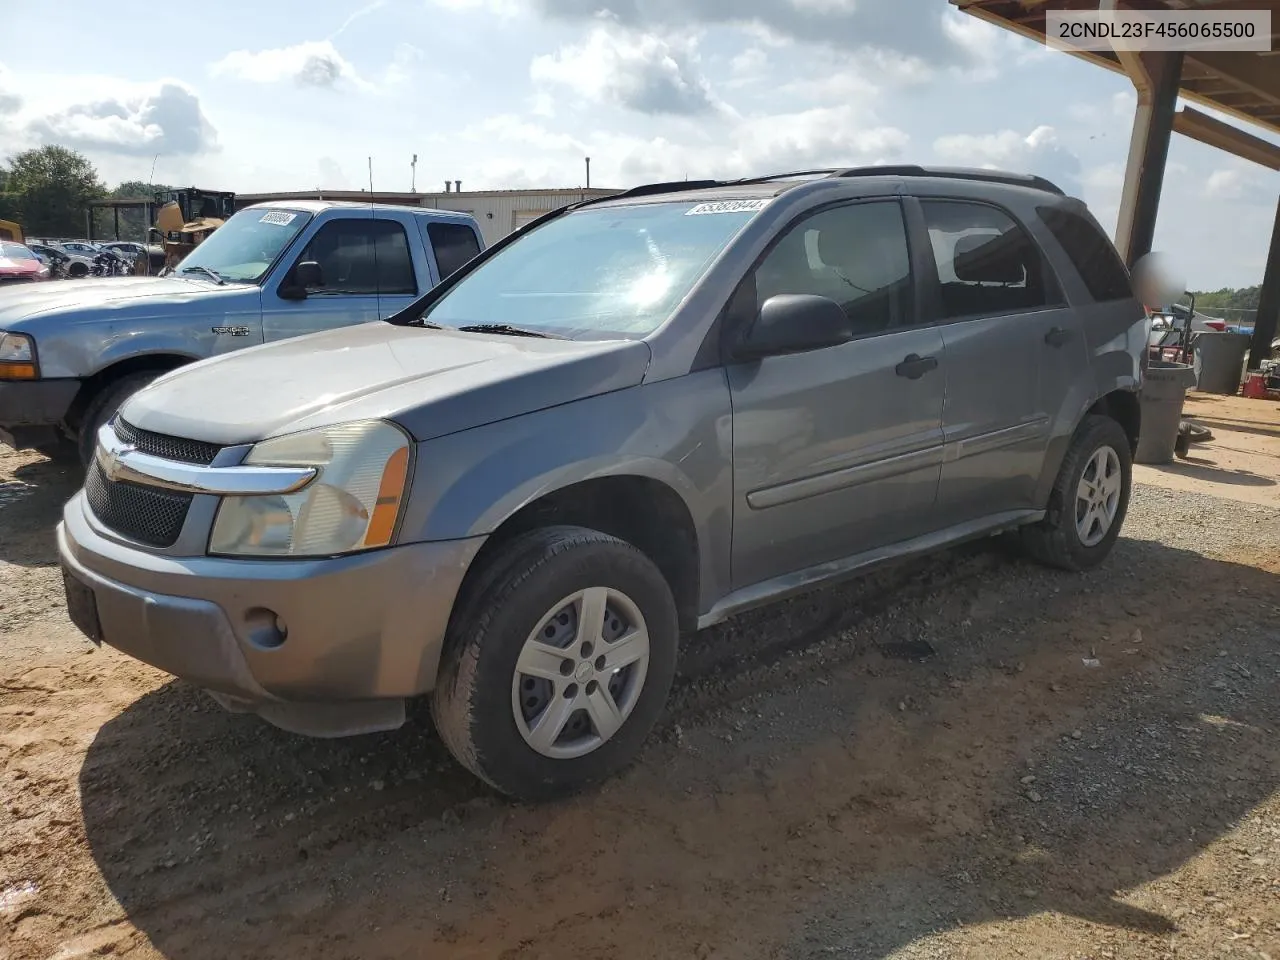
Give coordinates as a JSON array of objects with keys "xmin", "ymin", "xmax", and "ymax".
[
  {"xmin": 922, "ymin": 201, "xmax": 1049, "ymax": 319},
  {"xmin": 295, "ymin": 219, "xmax": 416, "ymax": 295},
  {"xmin": 1037, "ymin": 205, "xmax": 1133, "ymax": 302},
  {"xmin": 427, "ymin": 222, "xmax": 481, "ymax": 279},
  {"xmin": 752, "ymin": 201, "xmax": 911, "ymax": 335}
]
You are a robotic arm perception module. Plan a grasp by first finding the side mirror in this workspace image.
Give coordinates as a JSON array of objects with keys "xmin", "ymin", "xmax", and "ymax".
[
  {"xmin": 281, "ymin": 260, "xmax": 323, "ymax": 299},
  {"xmin": 736, "ymin": 294, "xmax": 853, "ymax": 360}
]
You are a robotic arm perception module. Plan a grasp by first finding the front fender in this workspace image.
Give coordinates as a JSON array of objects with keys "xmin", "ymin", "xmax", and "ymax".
[
  {"xmin": 20, "ymin": 294, "xmax": 264, "ymax": 379},
  {"xmin": 397, "ymin": 371, "xmax": 735, "ymax": 612}
]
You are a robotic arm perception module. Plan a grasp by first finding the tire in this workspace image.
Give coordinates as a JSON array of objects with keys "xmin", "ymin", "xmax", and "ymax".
[
  {"xmin": 432, "ymin": 525, "xmax": 679, "ymax": 801},
  {"xmin": 1020, "ymin": 414, "xmax": 1133, "ymax": 572},
  {"xmin": 68, "ymin": 262, "xmax": 88, "ymax": 278},
  {"xmin": 76, "ymin": 373, "xmax": 160, "ymax": 467}
]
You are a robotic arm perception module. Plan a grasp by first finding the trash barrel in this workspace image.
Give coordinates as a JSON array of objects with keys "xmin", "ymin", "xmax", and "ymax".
[
  {"xmin": 1134, "ymin": 360, "xmax": 1197, "ymax": 464},
  {"xmin": 1193, "ymin": 331, "xmax": 1251, "ymax": 395}
]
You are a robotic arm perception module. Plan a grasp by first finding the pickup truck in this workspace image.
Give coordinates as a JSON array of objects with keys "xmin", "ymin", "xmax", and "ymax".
[{"xmin": 0, "ymin": 200, "xmax": 485, "ymax": 464}]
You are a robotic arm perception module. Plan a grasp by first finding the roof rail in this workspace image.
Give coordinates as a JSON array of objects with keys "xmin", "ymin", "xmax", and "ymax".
[
  {"xmin": 831, "ymin": 164, "xmax": 1065, "ymax": 195},
  {"xmin": 602, "ymin": 179, "xmax": 724, "ymax": 201},
  {"xmin": 728, "ymin": 169, "xmax": 841, "ymax": 185}
]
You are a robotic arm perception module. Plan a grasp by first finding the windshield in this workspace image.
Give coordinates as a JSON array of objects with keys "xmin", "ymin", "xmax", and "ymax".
[
  {"xmin": 0, "ymin": 243, "xmax": 36, "ymax": 260},
  {"xmin": 424, "ymin": 199, "xmax": 766, "ymax": 339},
  {"xmin": 175, "ymin": 208, "xmax": 312, "ymax": 283}
]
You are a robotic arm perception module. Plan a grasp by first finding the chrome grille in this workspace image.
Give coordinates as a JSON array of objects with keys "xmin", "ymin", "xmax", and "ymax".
[
  {"xmin": 84, "ymin": 459, "xmax": 193, "ymax": 548},
  {"xmin": 113, "ymin": 417, "xmax": 222, "ymax": 466}
]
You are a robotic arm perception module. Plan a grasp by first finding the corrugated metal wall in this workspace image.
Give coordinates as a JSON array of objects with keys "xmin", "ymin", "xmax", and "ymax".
[{"xmin": 417, "ymin": 191, "xmax": 618, "ymax": 246}]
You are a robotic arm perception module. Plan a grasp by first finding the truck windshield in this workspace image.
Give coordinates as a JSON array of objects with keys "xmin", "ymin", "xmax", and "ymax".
[
  {"xmin": 174, "ymin": 208, "xmax": 312, "ymax": 283},
  {"xmin": 423, "ymin": 200, "xmax": 765, "ymax": 339}
]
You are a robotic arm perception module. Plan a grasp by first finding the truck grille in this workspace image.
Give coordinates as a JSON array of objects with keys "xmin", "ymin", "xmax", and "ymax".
[
  {"xmin": 113, "ymin": 417, "xmax": 222, "ymax": 466},
  {"xmin": 84, "ymin": 461, "xmax": 193, "ymax": 548}
]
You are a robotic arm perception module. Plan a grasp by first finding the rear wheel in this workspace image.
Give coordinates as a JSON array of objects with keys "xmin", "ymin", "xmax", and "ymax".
[
  {"xmin": 432, "ymin": 526, "xmax": 679, "ymax": 801},
  {"xmin": 1021, "ymin": 414, "xmax": 1132, "ymax": 571}
]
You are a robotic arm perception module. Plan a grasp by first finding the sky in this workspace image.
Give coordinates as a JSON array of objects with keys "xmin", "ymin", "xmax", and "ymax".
[{"xmin": 0, "ymin": 0, "xmax": 1277, "ymax": 289}]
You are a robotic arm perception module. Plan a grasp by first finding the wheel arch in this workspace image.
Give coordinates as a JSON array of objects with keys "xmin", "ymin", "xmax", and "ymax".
[
  {"xmin": 1034, "ymin": 386, "xmax": 1140, "ymax": 509},
  {"xmin": 457, "ymin": 474, "xmax": 703, "ymax": 635},
  {"xmin": 65, "ymin": 352, "xmax": 196, "ymax": 433}
]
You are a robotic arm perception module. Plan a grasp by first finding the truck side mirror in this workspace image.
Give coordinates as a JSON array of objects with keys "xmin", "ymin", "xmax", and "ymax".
[{"xmin": 280, "ymin": 260, "xmax": 323, "ymax": 299}]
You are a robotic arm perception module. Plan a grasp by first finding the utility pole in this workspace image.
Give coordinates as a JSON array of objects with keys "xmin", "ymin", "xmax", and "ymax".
[
  {"xmin": 585, "ymin": 156, "xmax": 591, "ymax": 189},
  {"xmin": 410, "ymin": 154, "xmax": 418, "ymax": 192}
]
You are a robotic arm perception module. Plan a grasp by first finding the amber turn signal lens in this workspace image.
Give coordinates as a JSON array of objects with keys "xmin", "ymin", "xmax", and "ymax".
[
  {"xmin": 0, "ymin": 362, "xmax": 37, "ymax": 380},
  {"xmin": 365, "ymin": 445, "xmax": 410, "ymax": 548}
]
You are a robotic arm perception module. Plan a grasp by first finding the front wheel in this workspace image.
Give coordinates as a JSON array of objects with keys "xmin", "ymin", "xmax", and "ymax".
[
  {"xmin": 1020, "ymin": 414, "xmax": 1133, "ymax": 571},
  {"xmin": 432, "ymin": 526, "xmax": 679, "ymax": 801},
  {"xmin": 76, "ymin": 373, "xmax": 161, "ymax": 467}
]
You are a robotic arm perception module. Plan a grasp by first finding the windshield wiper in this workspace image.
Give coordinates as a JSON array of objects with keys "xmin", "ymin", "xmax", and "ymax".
[
  {"xmin": 179, "ymin": 265, "xmax": 226, "ymax": 285},
  {"xmin": 454, "ymin": 323, "xmax": 566, "ymax": 340}
]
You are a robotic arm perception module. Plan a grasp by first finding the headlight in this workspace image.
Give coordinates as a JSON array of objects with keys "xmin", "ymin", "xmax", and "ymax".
[
  {"xmin": 0, "ymin": 332, "xmax": 37, "ymax": 380},
  {"xmin": 209, "ymin": 420, "xmax": 411, "ymax": 558}
]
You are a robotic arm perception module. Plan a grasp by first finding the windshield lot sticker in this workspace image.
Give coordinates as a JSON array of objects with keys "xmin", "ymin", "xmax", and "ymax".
[
  {"xmin": 685, "ymin": 199, "xmax": 772, "ymax": 216},
  {"xmin": 259, "ymin": 211, "xmax": 298, "ymax": 226}
]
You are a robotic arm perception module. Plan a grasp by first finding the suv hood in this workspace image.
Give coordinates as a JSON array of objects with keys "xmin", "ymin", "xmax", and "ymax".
[
  {"xmin": 0, "ymin": 275, "xmax": 236, "ymax": 326},
  {"xmin": 121, "ymin": 322, "xmax": 652, "ymax": 446}
]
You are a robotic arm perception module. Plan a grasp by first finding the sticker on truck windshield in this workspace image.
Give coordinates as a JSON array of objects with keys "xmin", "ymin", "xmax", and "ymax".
[
  {"xmin": 685, "ymin": 199, "xmax": 772, "ymax": 216},
  {"xmin": 259, "ymin": 211, "xmax": 298, "ymax": 226}
]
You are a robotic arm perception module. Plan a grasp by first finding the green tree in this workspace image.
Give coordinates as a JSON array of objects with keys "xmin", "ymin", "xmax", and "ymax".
[{"xmin": 4, "ymin": 146, "xmax": 106, "ymax": 237}]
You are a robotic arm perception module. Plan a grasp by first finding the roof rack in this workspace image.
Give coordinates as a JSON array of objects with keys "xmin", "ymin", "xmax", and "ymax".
[{"xmin": 830, "ymin": 164, "xmax": 1065, "ymax": 195}]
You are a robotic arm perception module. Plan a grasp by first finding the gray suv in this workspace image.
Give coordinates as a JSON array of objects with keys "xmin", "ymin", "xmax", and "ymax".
[{"xmin": 57, "ymin": 166, "xmax": 1147, "ymax": 800}]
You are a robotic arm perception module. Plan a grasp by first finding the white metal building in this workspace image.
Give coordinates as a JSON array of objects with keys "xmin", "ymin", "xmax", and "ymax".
[{"xmin": 233, "ymin": 187, "xmax": 622, "ymax": 247}]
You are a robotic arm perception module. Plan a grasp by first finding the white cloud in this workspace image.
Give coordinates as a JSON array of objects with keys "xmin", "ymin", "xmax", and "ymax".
[
  {"xmin": 531, "ymin": 26, "xmax": 725, "ymax": 116},
  {"xmin": 462, "ymin": 104, "xmax": 909, "ymax": 187},
  {"xmin": 1204, "ymin": 167, "xmax": 1270, "ymax": 204},
  {"xmin": 730, "ymin": 47, "xmax": 767, "ymax": 76},
  {"xmin": 211, "ymin": 41, "xmax": 366, "ymax": 89},
  {"xmin": 534, "ymin": 0, "xmax": 1008, "ymax": 77},
  {"xmin": 933, "ymin": 124, "xmax": 1082, "ymax": 190},
  {"xmin": 27, "ymin": 81, "xmax": 217, "ymax": 156}
]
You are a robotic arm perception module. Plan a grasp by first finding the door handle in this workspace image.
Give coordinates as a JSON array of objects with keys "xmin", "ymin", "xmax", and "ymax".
[
  {"xmin": 1044, "ymin": 326, "xmax": 1073, "ymax": 348},
  {"xmin": 895, "ymin": 353, "xmax": 938, "ymax": 380}
]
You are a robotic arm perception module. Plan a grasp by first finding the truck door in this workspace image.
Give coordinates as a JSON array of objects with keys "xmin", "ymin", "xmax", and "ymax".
[{"xmin": 261, "ymin": 214, "xmax": 422, "ymax": 342}]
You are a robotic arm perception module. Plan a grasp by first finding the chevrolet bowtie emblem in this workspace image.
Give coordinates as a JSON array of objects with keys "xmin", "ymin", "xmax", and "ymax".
[{"xmin": 99, "ymin": 442, "xmax": 137, "ymax": 482}]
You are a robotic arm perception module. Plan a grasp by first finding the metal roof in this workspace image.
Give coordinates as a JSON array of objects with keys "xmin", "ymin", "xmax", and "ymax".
[{"xmin": 952, "ymin": 0, "xmax": 1280, "ymax": 139}]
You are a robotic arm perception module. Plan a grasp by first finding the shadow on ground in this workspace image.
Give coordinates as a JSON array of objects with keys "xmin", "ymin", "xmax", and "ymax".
[
  {"xmin": 0, "ymin": 457, "xmax": 81, "ymax": 568},
  {"xmin": 78, "ymin": 536, "xmax": 1280, "ymax": 959},
  {"xmin": 1144, "ymin": 457, "xmax": 1276, "ymax": 487}
]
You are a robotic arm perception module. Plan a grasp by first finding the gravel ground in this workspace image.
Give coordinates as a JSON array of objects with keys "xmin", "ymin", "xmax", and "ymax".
[{"xmin": 1, "ymin": 428, "xmax": 1278, "ymax": 960}]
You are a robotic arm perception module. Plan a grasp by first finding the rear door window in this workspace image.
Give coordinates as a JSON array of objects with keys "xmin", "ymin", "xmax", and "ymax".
[
  {"xmin": 427, "ymin": 222, "xmax": 482, "ymax": 280},
  {"xmin": 1037, "ymin": 205, "xmax": 1134, "ymax": 303},
  {"xmin": 921, "ymin": 201, "xmax": 1052, "ymax": 320}
]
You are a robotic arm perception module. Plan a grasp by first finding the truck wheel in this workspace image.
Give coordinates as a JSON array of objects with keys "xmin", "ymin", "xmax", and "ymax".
[
  {"xmin": 76, "ymin": 373, "xmax": 160, "ymax": 467},
  {"xmin": 1020, "ymin": 414, "xmax": 1132, "ymax": 572},
  {"xmin": 432, "ymin": 526, "xmax": 679, "ymax": 801}
]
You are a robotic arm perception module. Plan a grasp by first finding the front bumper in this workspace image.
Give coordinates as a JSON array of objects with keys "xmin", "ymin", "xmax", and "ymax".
[
  {"xmin": 58, "ymin": 491, "xmax": 486, "ymax": 737},
  {"xmin": 0, "ymin": 378, "xmax": 80, "ymax": 448}
]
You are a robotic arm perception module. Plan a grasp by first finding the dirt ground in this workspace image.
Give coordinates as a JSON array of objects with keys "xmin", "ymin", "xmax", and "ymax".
[{"xmin": 2, "ymin": 394, "xmax": 1279, "ymax": 960}]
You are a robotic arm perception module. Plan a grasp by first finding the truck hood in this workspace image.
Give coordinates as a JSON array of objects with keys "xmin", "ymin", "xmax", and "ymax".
[
  {"xmin": 0, "ymin": 275, "xmax": 240, "ymax": 327},
  {"xmin": 121, "ymin": 322, "xmax": 652, "ymax": 446}
]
